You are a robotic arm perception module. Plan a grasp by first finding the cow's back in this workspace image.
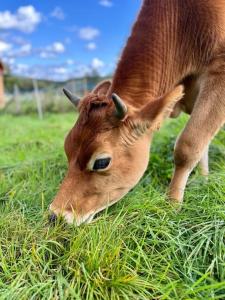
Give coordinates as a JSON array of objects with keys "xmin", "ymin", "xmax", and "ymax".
[
  {"xmin": 111, "ymin": 0, "xmax": 225, "ymax": 104},
  {"xmin": 142, "ymin": 0, "xmax": 225, "ymax": 68},
  {"xmin": 177, "ymin": 0, "xmax": 225, "ymax": 64}
]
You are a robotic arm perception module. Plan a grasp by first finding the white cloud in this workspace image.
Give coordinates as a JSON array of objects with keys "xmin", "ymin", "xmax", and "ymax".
[
  {"xmin": 67, "ymin": 59, "xmax": 75, "ymax": 65},
  {"xmin": 50, "ymin": 7, "xmax": 65, "ymax": 20},
  {"xmin": 99, "ymin": 0, "xmax": 113, "ymax": 7},
  {"xmin": 53, "ymin": 67, "xmax": 68, "ymax": 74},
  {"xmin": 19, "ymin": 43, "xmax": 32, "ymax": 54},
  {"xmin": 11, "ymin": 62, "xmax": 69, "ymax": 81},
  {"xmin": 0, "ymin": 41, "xmax": 12, "ymax": 53},
  {"xmin": 4, "ymin": 54, "xmax": 107, "ymax": 81},
  {"xmin": 0, "ymin": 42, "xmax": 32, "ymax": 67},
  {"xmin": 2, "ymin": 57, "xmax": 15, "ymax": 66},
  {"xmin": 51, "ymin": 42, "xmax": 65, "ymax": 53},
  {"xmin": 86, "ymin": 42, "xmax": 97, "ymax": 50},
  {"xmin": 74, "ymin": 64, "xmax": 92, "ymax": 77},
  {"xmin": 0, "ymin": 6, "xmax": 41, "ymax": 33},
  {"xmin": 14, "ymin": 63, "xmax": 29, "ymax": 73},
  {"xmin": 91, "ymin": 58, "xmax": 104, "ymax": 69},
  {"xmin": 8, "ymin": 43, "xmax": 32, "ymax": 58},
  {"xmin": 39, "ymin": 51, "xmax": 50, "ymax": 59},
  {"xmin": 10, "ymin": 35, "xmax": 28, "ymax": 45},
  {"xmin": 40, "ymin": 42, "xmax": 65, "ymax": 58},
  {"xmin": 9, "ymin": 59, "xmax": 109, "ymax": 81},
  {"xmin": 79, "ymin": 27, "xmax": 100, "ymax": 40}
]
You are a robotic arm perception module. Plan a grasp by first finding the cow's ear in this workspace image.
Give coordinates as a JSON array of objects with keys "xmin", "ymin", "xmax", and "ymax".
[
  {"xmin": 139, "ymin": 85, "xmax": 184, "ymax": 130},
  {"xmin": 92, "ymin": 80, "xmax": 111, "ymax": 95}
]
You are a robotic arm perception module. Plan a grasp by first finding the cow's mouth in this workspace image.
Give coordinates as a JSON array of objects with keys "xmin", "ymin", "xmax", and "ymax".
[
  {"xmin": 59, "ymin": 201, "xmax": 116, "ymax": 226},
  {"xmin": 50, "ymin": 188, "xmax": 130, "ymax": 226},
  {"xmin": 74, "ymin": 191, "xmax": 129, "ymax": 225},
  {"xmin": 61, "ymin": 211, "xmax": 95, "ymax": 226}
]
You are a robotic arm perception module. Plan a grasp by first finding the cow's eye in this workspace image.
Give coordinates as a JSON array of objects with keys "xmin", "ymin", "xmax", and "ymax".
[{"xmin": 93, "ymin": 157, "xmax": 111, "ymax": 171}]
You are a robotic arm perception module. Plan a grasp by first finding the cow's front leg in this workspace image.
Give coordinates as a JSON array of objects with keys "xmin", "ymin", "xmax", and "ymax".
[
  {"xmin": 168, "ymin": 66, "xmax": 225, "ymax": 204},
  {"xmin": 198, "ymin": 145, "xmax": 209, "ymax": 176}
]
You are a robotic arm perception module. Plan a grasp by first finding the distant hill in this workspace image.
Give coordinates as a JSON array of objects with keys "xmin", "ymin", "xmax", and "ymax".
[
  {"xmin": 4, "ymin": 74, "xmax": 111, "ymax": 94},
  {"xmin": 4, "ymin": 74, "xmax": 63, "ymax": 93}
]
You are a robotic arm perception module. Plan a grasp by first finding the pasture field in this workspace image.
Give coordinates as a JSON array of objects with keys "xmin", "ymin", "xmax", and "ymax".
[{"xmin": 0, "ymin": 112, "xmax": 225, "ymax": 299}]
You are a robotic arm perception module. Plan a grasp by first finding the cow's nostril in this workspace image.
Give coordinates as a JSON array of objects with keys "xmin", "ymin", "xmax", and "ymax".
[{"xmin": 49, "ymin": 213, "xmax": 57, "ymax": 224}]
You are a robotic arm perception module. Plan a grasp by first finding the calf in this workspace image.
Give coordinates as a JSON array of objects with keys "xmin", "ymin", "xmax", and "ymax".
[{"xmin": 50, "ymin": 0, "xmax": 225, "ymax": 225}]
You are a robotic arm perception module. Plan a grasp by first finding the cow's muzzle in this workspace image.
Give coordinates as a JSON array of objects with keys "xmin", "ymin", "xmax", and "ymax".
[{"xmin": 48, "ymin": 212, "xmax": 58, "ymax": 224}]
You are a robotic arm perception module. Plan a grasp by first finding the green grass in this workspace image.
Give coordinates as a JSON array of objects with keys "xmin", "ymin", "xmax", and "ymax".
[{"xmin": 0, "ymin": 112, "xmax": 225, "ymax": 299}]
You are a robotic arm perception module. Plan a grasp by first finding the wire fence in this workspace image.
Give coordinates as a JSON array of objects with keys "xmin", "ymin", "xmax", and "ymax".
[{"xmin": 2, "ymin": 76, "xmax": 111, "ymax": 118}]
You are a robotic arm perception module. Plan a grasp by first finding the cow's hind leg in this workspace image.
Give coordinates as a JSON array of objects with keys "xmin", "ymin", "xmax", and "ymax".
[{"xmin": 168, "ymin": 66, "xmax": 225, "ymax": 203}]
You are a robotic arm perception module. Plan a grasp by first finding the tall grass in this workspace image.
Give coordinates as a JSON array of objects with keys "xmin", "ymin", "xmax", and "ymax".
[{"xmin": 0, "ymin": 113, "xmax": 225, "ymax": 299}]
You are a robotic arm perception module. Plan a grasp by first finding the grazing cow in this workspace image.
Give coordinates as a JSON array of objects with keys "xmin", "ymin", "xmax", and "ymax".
[{"xmin": 49, "ymin": 0, "xmax": 225, "ymax": 225}]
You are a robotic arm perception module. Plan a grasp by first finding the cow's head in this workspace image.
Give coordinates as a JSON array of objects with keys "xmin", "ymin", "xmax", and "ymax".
[{"xmin": 49, "ymin": 80, "xmax": 183, "ymax": 225}]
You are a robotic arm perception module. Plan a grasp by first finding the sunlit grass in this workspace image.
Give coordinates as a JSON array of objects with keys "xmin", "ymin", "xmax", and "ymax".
[{"xmin": 0, "ymin": 112, "xmax": 225, "ymax": 299}]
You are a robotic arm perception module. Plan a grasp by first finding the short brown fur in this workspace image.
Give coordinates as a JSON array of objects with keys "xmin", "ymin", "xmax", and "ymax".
[{"xmin": 50, "ymin": 0, "xmax": 225, "ymax": 224}]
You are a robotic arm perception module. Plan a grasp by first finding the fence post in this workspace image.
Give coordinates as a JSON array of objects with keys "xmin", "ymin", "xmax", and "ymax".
[
  {"xmin": 0, "ymin": 66, "xmax": 5, "ymax": 109},
  {"xmin": 32, "ymin": 79, "xmax": 43, "ymax": 119},
  {"xmin": 13, "ymin": 84, "xmax": 21, "ymax": 114},
  {"xmin": 83, "ymin": 77, "xmax": 88, "ymax": 95}
]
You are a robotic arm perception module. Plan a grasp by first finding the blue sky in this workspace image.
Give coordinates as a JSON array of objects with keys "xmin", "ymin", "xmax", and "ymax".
[{"xmin": 0, "ymin": 0, "xmax": 141, "ymax": 81}]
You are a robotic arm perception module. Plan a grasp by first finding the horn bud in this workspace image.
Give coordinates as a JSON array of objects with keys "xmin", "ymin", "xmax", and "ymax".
[
  {"xmin": 111, "ymin": 93, "xmax": 127, "ymax": 119},
  {"xmin": 63, "ymin": 88, "xmax": 80, "ymax": 107}
]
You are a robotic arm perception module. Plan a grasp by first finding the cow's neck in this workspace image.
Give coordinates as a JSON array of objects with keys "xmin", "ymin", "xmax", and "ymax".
[{"xmin": 110, "ymin": 0, "xmax": 190, "ymax": 108}]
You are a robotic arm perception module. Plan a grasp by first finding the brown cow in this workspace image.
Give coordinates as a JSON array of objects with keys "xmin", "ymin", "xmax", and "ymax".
[{"xmin": 50, "ymin": 0, "xmax": 225, "ymax": 225}]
